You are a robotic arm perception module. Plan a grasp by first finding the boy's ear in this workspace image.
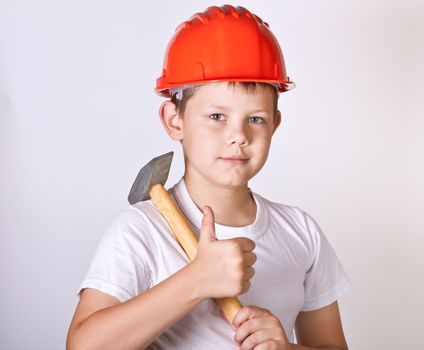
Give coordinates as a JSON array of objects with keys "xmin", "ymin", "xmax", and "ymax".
[
  {"xmin": 158, "ymin": 100, "xmax": 183, "ymax": 141},
  {"xmin": 272, "ymin": 110, "xmax": 282, "ymax": 135}
]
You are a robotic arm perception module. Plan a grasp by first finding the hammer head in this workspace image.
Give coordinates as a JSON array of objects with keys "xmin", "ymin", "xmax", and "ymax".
[{"xmin": 128, "ymin": 151, "xmax": 174, "ymax": 204}]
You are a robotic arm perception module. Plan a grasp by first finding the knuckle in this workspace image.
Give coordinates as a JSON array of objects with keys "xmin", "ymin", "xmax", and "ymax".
[
  {"xmin": 269, "ymin": 314, "xmax": 279, "ymax": 324},
  {"xmin": 235, "ymin": 255, "xmax": 244, "ymax": 265},
  {"xmin": 242, "ymin": 281, "xmax": 251, "ymax": 293},
  {"xmin": 239, "ymin": 322, "xmax": 250, "ymax": 335},
  {"xmin": 237, "ymin": 283, "xmax": 244, "ymax": 295},
  {"xmin": 235, "ymin": 269, "xmax": 244, "ymax": 282},
  {"xmin": 228, "ymin": 240, "xmax": 240, "ymax": 251},
  {"xmin": 248, "ymin": 333, "xmax": 259, "ymax": 347},
  {"xmin": 246, "ymin": 238, "xmax": 256, "ymax": 249},
  {"xmin": 240, "ymin": 337, "xmax": 253, "ymax": 350},
  {"xmin": 265, "ymin": 309, "xmax": 275, "ymax": 317},
  {"xmin": 249, "ymin": 267, "xmax": 255, "ymax": 278},
  {"xmin": 244, "ymin": 305, "xmax": 254, "ymax": 313},
  {"xmin": 243, "ymin": 267, "xmax": 251, "ymax": 280}
]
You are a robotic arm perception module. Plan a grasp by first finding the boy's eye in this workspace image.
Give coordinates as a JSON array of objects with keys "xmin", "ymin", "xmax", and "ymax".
[
  {"xmin": 249, "ymin": 116, "xmax": 264, "ymax": 124},
  {"xmin": 209, "ymin": 113, "xmax": 226, "ymax": 121}
]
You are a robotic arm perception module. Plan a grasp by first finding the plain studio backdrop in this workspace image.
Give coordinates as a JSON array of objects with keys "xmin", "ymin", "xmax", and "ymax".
[{"xmin": 1, "ymin": 0, "xmax": 423, "ymax": 349}]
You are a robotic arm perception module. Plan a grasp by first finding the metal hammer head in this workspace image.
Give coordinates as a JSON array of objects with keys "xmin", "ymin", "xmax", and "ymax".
[{"xmin": 128, "ymin": 151, "xmax": 174, "ymax": 204}]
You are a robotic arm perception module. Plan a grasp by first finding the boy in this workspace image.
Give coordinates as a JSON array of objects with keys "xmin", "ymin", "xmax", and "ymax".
[{"xmin": 67, "ymin": 5, "xmax": 350, "ymax": 350}]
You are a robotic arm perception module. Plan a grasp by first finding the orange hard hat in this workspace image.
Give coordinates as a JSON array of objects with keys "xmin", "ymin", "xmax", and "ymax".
[{"xmin": 155, "ymin": 5, "xmax": 295, "ymax": 97}]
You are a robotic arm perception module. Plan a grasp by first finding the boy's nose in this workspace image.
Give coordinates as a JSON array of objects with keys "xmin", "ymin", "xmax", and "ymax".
[
  {"xmin": 228, "ymin": 123, "xmax": 249, "ymax": 147},
  {"xmin": 231, "ymin": 138, "xmax": 247, "ymax": 146}
]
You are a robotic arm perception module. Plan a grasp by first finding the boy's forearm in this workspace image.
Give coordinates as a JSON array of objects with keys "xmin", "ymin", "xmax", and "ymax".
[{"xmin": 68, "ymin": 262, "xmax": 206, "ymax": 350}]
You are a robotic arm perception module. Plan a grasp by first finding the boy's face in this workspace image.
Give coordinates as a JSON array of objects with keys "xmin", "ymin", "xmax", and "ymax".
[{"xmin": 171, "ymin": 82, "xmax": 281, "ymax": 188}]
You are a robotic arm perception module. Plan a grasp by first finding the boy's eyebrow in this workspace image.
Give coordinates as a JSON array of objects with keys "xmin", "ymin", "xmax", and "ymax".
[
  {"xmin": 204, "ymin": 104, "xmax": 230, "ymax": 110},
  {"xmin": 205, "ymin": 104, "xmax": 270, "ymax": 113},
  {"xmin": 249, "ymin": 108, "xmax": 271, "ymax": 114}
]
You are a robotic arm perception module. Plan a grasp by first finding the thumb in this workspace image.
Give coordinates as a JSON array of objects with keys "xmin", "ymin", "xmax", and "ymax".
[{"xmin": 199, "ymin": 205, "xmax": 217, "ymax": 244}]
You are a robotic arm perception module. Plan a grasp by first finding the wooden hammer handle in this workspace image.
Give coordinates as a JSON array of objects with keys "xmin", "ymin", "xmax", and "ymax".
[{"xmin": 149, "ymin": 183, "xmax": 243, "ymax": 323}]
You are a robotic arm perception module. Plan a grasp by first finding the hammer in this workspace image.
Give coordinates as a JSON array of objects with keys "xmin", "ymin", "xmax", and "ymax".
[{"xmin": 128, "ymin": 151, "xmax": 243, "ymax": 324}]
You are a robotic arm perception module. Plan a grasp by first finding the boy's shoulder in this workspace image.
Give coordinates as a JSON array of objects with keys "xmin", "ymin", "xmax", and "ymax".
[
  {"xmin": 105, "ymin": 181, "xmax": 323, "ymax": 248},
  {"xmin": 98, "ymin": 200, "xmax": 162, "ymax": 243},
  {"xmin": 119, "ymin": 183, "xmax": 319, "ymax": 233},
  {"xmin": 252, "ymin": 190, "xmax": 323, "ymax": 243},
  {"xmin": 253, "ymin": 190, "xmax": 311, "ymax": 223}
]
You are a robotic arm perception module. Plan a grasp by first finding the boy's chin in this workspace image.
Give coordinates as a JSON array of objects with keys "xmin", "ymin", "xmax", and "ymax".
[
  {"xmin": 185, "ymin": 163, "xmax": 256, "ymax": 188},
  {"xmin": 209, "ymin": 175, "xmax": 252, "ymax": 189}
]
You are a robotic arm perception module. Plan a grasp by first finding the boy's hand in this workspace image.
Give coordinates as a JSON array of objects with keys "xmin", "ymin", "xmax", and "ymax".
[
  {"xmin": 191, "ymin": 205, "xmax": 257, "ymax": 299},
  {"xmin": 232, "ymin": 305, "xmax": 292, "ymax": 350}
]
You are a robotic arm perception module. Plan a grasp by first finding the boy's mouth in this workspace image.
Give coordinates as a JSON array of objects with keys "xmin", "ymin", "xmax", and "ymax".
[{"xmin": 219, "ymin": 156, "xmax": 249, "ymax": 164}]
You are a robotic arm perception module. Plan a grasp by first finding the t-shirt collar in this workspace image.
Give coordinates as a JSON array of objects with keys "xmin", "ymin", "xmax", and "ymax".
[{"xmin": 171, "ymin": 177, "xmax": 269, "ymax": 240}]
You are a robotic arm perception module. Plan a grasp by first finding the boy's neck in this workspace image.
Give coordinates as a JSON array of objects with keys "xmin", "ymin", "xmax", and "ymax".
[{"xmin": 182, "ymin": 173, "xmax": 257, "ymax": 227}]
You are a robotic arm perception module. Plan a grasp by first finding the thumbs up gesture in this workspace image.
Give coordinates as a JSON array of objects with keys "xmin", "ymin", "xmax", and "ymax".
[{"xmin": 192, "ymin": 205, "xmax": 257, "ymax": 300}]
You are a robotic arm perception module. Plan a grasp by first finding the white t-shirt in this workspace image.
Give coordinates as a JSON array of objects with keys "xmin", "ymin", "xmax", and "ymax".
[{"xmin": 79, "ymin": 177, "xmax": 351, "ymax": 349}]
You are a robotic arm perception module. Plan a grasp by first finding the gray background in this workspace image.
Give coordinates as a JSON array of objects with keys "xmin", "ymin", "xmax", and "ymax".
[{"xmin": 1, "ymin": 0, "xmax": 423, "ymax": 349}]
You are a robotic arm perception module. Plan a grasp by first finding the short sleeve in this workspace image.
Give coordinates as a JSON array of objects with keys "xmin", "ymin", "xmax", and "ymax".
[
  {"xmin": 301, "ymin": 212, "xmax": 351, "ymax": 312},
  {"xmin": 78, "ymin": 208, "xmax": 152, "ymax": 302}
]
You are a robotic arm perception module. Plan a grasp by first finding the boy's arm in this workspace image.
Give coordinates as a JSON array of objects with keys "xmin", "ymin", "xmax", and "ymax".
[
  {"xmin": 66, "ymin": 262, "xmax": 204, "ymax": 350},
  {"xmin": 232, "ymin": 302, "xmax": 348, "ymax": 350},
  {"xmin": 293, "ymin": 302, "xmax": 348, "ymax": 350},
  {"xmin": 67, "ymin": 206, "xmax": 256, "ymax": 350}
]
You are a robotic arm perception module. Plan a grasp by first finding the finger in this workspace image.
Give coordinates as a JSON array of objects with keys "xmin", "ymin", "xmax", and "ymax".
[
  {"xmin": 199, "ymin": 205, "xmax": 217, "ymax": 243},
  {"xmin": 235, "ymin": 237, "xmax": 256, "ymax": 252},
  {"xmin": 243, "ymin": 252, "xmax": 257, "ymax": 266},
  {"xmin": 234, "ymin": 315, "xmax": 278, "ymax": 344},
  {"xmin": 233, "ymin": 305, "xmax": 265, "ymax": 328},
  {"xmin": 202, "ymin": 205, "xmax": 215, "ymax": 224},
  {"xmin": 241, "ymin": 330, "xmax": 282, "ymax": 350},
  {"xmin": 240, "ymin": 280, "xmax": 251, "ymax": 295},
  {"xmin": 253, "ymin": 340, "xmax": 285, "ymax": 350},
  {"xmin": 234, "ymin": 317, "xmax": 260, "ymax": 344},
  {"xmin": 244, "ymin": 266, "xmax": 255, "ymax": 280}
]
